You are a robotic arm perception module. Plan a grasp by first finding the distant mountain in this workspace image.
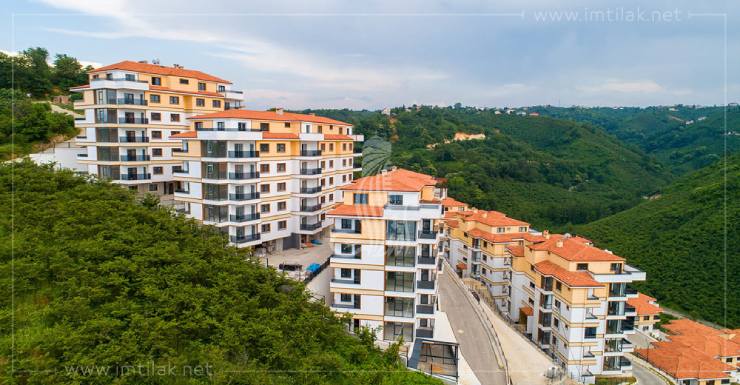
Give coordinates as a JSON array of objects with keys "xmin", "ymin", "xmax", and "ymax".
[
  {"xmin": 577, "ymin": 155, "xmax": 740, "ymax": 328},
  {"xmin": 306, "ymin": 106, "xmax": 671, "ymax": 228},
  {"xmin": 530, "ymin": 105, "xmax": 740, "ymax": 174}
]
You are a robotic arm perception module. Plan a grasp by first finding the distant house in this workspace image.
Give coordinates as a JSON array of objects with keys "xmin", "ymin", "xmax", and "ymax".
[
  {"xmin": 627, "ymin": 293, "xmax": 661, "ymax": 336},
  {"xmin": 697, "ymin": 116, "xmax": 707, "ymax": 121},
  {"xmin": 453, "ymin": 132, "xmax": 486, "ymax": 141},
  {"xmin": 529, "ymin": 112, "xmax": 540, "ymax": 116},
  {"xmin": 381, "ymin": 107, "xmax": 391, "ymax": 116},
  {"xmin": 52, "ymin": 95, "xmax": 71, "ymax": 104}
]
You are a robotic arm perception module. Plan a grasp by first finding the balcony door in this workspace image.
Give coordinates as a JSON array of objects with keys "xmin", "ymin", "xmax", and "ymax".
[
  {"xmin": 124, "ymin": 112, "xmax": 135, "ymax": 124},
  {"xmin": 125, "ymin": 130, "xmax": 136, "ymax": 142},
  {"xmin": 126, "ymin": 149, "xmax": 136, "ymax": 160},
  {"xmin": 422, "ymin": 219, "xmax": 432, "ymax": 232}
]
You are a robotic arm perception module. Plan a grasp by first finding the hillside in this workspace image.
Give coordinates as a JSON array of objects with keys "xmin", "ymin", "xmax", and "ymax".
[
  {"xmin": 531, "ymin": 105, "xmax": 740, "ymax": 174},
  {"xmin": 0, "ymin": 161, "xmax": 440, "ymax": 385},
  {"xmin": 577, "ymin": 155, "xmax": 740, "ymax": 328},
  {"xmin": 307, "ymin": 106, "xmax": 670, "ymax": 229}
]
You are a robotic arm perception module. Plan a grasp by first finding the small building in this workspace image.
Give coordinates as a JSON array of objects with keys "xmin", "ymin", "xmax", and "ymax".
[{"xmin": 627, "ymin": 293, "xmax": 661, "ymax": 336}]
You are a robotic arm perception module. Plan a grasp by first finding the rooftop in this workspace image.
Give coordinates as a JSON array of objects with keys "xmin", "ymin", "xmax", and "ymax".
[
  {"xmin": 529, "ymin": 234, "xmax": 625, "ymax": 262},
  {"xmin": 91, "ymin": 60, "xmax": 231, "ymax": 83},
  {"xmin": 326, "ymin": 204, "xmax": 384, "ymax": 218},
  {"xmin": 441, "ymin": 197, "xmax": 467, "ymax": 208},
  {"xmin": 534, "ymin": 260, "xmax": 601, "ymax": 287},
  {"xmin": 189, "ymin": 109, "xmax": 350, "ymax": 126},
  {"xmin": 635, "ymin": 341, "xmax": 734, "ymax": 380},
  {"xmin": 627, "ymin": 293, "xmax": 661, "ymax": 316},
  {"xmin": 341, "ymin": 168, "xmax": 440, "ymax": 192}
]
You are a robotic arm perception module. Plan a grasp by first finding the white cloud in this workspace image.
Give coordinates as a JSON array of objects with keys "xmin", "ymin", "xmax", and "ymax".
[{"xmin": 578, "ymin": 79, "xmax": 664, "ymax": 93}]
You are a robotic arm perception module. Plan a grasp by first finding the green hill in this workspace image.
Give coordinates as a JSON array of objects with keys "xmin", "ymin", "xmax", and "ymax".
[
  {"xmin": 307, "ymin": 106, "xmax": 670, "ymax": 229},
  {"xmin": 0, "ymin": 161, "xmax": 439, "ymax": 385},
  {"xmin": 576, "ymin": 155, "xmax": 740, "ymax": 328}
]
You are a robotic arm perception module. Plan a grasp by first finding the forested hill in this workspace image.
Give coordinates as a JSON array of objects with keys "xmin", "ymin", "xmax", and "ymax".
[
  {"xmin": 306, "ymin": 106, "xmax": 670, "ymax": 229},
  {"xmin": 577, "ymin": 155, "xmax": 740, "ymax": 328},
  {"xmin": 0, "ymin": 161, "xmax": 440, "ymax": 385},
  {"xmin": 529, "ymin": 105, "xmax": 740, "ymax": 174}
]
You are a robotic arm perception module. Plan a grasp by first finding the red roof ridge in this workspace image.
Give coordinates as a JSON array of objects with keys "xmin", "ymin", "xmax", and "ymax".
[
  {"xmin": 188, "ymin": 109, "xmax": 350, "ymax": 126},
  {"xmin": 91, "ymin": 60, "xmax": 231, "ymax": 83}
]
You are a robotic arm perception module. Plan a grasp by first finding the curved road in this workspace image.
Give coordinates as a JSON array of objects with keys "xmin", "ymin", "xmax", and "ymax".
[
  {"xmin": 439, "ymin": 271, "xmax": 506, "ymax": 385},
  {"xmin": 631, "ymin": 356, "xmax": 670, "ymax": 385}
]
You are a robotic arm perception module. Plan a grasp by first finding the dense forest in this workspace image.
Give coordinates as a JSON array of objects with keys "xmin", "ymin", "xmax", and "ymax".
[
  {"xmin": 577, "ymin": 155, "xmax": 740, "ymax": 328},
  {"xmin": 0, "ymin": 161, "xmax": 440, "ymax": 385},
  {"xmin": 0, "ymin": 47, "xmax": 88, "ymax": 159},
  {"xmin": 307, "ymin": 106, "xmax": 671, "ymax": 229}
]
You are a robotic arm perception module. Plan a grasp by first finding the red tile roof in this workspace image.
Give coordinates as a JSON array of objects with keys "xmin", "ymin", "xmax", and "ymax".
[
  {"xmin": 506, "ymin": 245, "xmax": 525, "ymax": 257},
  {"xmin": 529, "ymin": 234, "xmax": 624, "ymax": 262},
  {"xmin": 170, "ymin": 131, "xmax": 197, "ymax": 139},
  {"xmin": 467, "ymin": 228, "xmax": 535, "ymax": 244},
  {"xmin": 635, "ymin": 342, "xmax": 734, "ymax": 380},
  {"xmin": 466, "ymin": 210, "xmax": 529, "ymax": 227},
  {"xmin": 342, "ymin": 168, "xmax": 439, "ymax": 192},
  {"xmin": 91, "ymin": 60, "xmax": 231, "ymax": 83},
  {"xmin": 534, "ymin": 260, "xmax": 601, "ymax": 287},
  {"xmin": 521, "ymin": 306, "xmax": 534, "ymax": 316},
  {"xmin": 456, "ymin": 262, "xmax": 468, "ymax": 271},
  {"xmin": 326, "ymin": 204, "xmax": 384, "ymax": 217},
  {"xmin": 189, "ymin": 109, "xmax": 349, "ymax": 125},
  {"xmin": 149, "ymin": 85, "xmax": 223, "ymax": 97},
  {"xmin": 442, "ymin": 197, "xmax": 467, "ymax": 207},
  {"xmin": 627, "ymin": 293, "xmax": 661, "ymax": 316},
  {"xmin": 664, "ymin": 319, "xmax": 721, "ymax": 337}
]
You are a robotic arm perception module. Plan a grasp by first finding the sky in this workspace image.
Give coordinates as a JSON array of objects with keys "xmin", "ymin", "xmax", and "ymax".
[{"xmin": 3, "ymin": 0, "xmax": 740, "ymax": 110}]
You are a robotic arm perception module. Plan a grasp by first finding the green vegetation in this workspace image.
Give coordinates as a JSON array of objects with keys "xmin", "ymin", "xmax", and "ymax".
[
  {"xmin": 595, "ymin": 376, "xmax": 636, "ymax": 385},
  {"xmin": 307, "ymin": 106, "xmax": 670, "ymax": 228},
  {"xmin": 578, "ymin": 155, "xmax": 740, "ymax": 328},
  {"xmin": 0, "ymin": 47, "xmax": 91, "ymax": 98},
  {"xmin": 654, "ymin": 313, "xmax": 679, "ymax": 333},
  {"xmin": 0, "ymin": 161, "xmax": 439, "ymax": 385}
]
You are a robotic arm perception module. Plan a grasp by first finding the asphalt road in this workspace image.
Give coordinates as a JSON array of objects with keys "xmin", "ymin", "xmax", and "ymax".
[
  {"xmin": 439, "ymin": 271, "xmax": 506, "ymax": 385},
  {"xmin": 631, "ymin": 357, "xmax": 669, "ymax": 385}
]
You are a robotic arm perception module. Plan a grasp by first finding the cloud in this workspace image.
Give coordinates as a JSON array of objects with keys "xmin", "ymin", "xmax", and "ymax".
[{"xmin": 578, "ymin": 79, "xmax": 664, "ymax": 93}]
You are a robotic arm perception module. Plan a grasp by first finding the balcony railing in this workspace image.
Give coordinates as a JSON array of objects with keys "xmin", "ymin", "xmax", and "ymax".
[
  {"xmin": 230, "ymin": 233, "xmax": 261, "ymax": 244},
  {"xmin": 332, "ymin": 252, "xmax": 361, "ymax": 260},
  {"xmin": 228, "ymin": 192, "xmax": 260, "ymax": 201},
  {"xmin": 228, "ymin": 150, "xmax": 259, "ymax": 159},
  {"xmin": 119, "ymin": 136, "xmax": 149, "ymax": 143},
  {"xmin": 95, "ymin": 116, "xmax": 117, "ymax": 124},
  {"xmin": 417, "ymin": 255, "xmax": 436, "ymax": 265},
  {"xmin": 91, "ymin": 77, "xmax": 147, "ymax": 83},
  {"xmin": 332, "ymin": 278, "xmax": 361, "ymax": 285},
  {"xmin": 418, "ymin": 231, "xmax": 438, "ymax": 239},
  {"xmin": 120, "ymin": 173, "xmax": 151, "ymax": 181},
  {"xmin": 229, "ymin": 213, "xmax": 260, "ymax": 222},
  {"xmin": 417, "ymin": 280, "xmax": 435, "ymax": 290},
  {"xmin": 120, "ymin": 155, "xmax": 151, "ymax": 162},
  {"xmin": 300, "ymin": 204, "xmax": 322, "ymax": 212},
  {"xmin": 416, "ymin": 304, "xmax": 435, "ymax": 314},
  {"xmin": 300, "ymin": 168, "xmax": 322, "ymax": 175},
  {"xmin": 332, "ymin": 227, "xmax": 361, "ymax": 234},
  {"xmin": 174, "ymin": 188, "xmax": 189, "ymax": 194},
  {"xmin": 300, "ymin": 222, "xmax": 322, "ymax": 231},
  {"xmin": 300, "ymin": 150, "xmax": 322, "ymax": 157},
  {"xmin": 300, "ymin": 186, "xmax": 322, "ymax": 194},
  {"xmin": 118, "ymin": 117, "xmax": 149, "ymax": 124},
  {"xmin": 228, "ymin": 172, "xmax": 260, "ymax": 180},
  {"xmin": 416, "ymin": 327, "xmax": 434, "ymax": 339},
  {"xmin": 116, "ymin": 98, "xmax": 148, "ymax": 106}
]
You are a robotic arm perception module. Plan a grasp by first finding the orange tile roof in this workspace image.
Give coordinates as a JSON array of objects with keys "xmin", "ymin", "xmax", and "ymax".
[
  {"xmin": 170, "ymin": 131, "xmax": 197, "ymax": 139},
  {"xmin": 149, "ymin": 85, "xmax": 223, "ymax": 97},
  {"xmin": 664, "ymin": 319, "xmax": 721, "ymax": 337},
  {"xmin": 326, "ymin": 204, "xmax": 384, "ymax": 217},
  {"xmin": 529, "ymin": 234, "xmax": 624, "ymax": 262},
  {"xmin": 323, "ymin": 134, "xmax": 353, "ymax": 140},
  {"xmin": 534, "ymin": 260, "xmax": 601, "ymax": 287},
  {"xmin": 627, "ymin": 293, "xmax": 661, "ymax": 316},
  {"xmin": 262, "ymin": 132, "xmax": 299, "ymax": 140},
  {"xmin": 91, "ymin": 60, "xmax": 231, "ymax": 83},
  {"xmin": 189, "ymin": 109, "xmax": 349, "ymax": 125},
  {"xmin": 506, "ymin": 245, "xmax": 525, "ymax": 257},
  {"xmin": 468, "ymin": 228, "xmax": 534, "ymax": 244},
  {"xmin": 456, "ymin": 262, "xmax": 468, "ymax": 271},
  {"xmin": 442, "ymin": 197, "xmax": 467, "ymax": 207},
  {"xmin": 466, "ymin": 210, "xmax": 529, "ymax": 227},
  {"xmin": 521, "ymin": 306, "xmax": 534, "ymax": 316},
  {"xmin": 446, "ymin": 220, "xmax": 460, "ymax": 229},
  {"xmin": 670, "ymin": 334, "xmax": 740, "ymax": 357},
  {"xmin": 342, "ymin": 168, "xmax": 439, "ymax": 192},
  {"xmin": 636, "ymin": 342, "xmax": 734, "ymax": 380}
]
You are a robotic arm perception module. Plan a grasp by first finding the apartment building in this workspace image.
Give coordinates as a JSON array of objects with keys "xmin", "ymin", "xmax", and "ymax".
[
  {"xmin": 70, "ymin": 60, "xmax": 243, "ymax": 194},
  {"xmin": 326, "ymin": 168, "xmax": 445, "ymax": 343},
  {"xmin": 170, "ymin": 109, "xmax": 362, "ymax": 250},
  {"xmin": 627, "ymin": 293, "xmax": 661, "ymax": 336},
  {"xmin": 442, "ymin": 202, "xmax": 646, "ymax": 384}
]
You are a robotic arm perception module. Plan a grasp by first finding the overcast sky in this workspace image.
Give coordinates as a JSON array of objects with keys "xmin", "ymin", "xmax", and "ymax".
[{"xmin": 4, "ymin": 0, "xmax": 739, "ymax": 109}]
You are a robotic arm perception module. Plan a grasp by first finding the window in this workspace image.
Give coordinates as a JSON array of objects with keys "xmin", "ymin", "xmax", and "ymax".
[
  {"xmin": 171, "ymin": 113, "xmax": 180, "ymax": 122},
  {"xmin": 151, "ymin": 131, "xmax": 162, "ymax": 139},
  {"xmin": 277, "ymin": 163, "xmax": 286, "ymax": 172},
  {"xmin": 340, "ymin": 268, "xmax": 352, "ymax": 278},
  {"xmin": 149, "ymin": 184, "xmax": 158, "ymax": 191},
  {"xmin": 124, "ymin": 74, "xmax": 136, "ymax": 81},
  {"xmin": 389, "ymin": 194, "xmax": 403, "ymax": 205},
  {"xmin": 278, "ymin": 220, "xmax": 287, "ymax": 230},
  {"xmin": 284, "ymin": 122, "xmax": 291, "ymax": 128},
  {"xmin": 576, "ymin": 263, "xmax": 589, "ymax": 271},
  {"xmin": 150, "ymin": 94, "xmax": 160, "ymax": 103},
  {"xmin": 261, "ymin": 223, "xmax": 271, "ymax": 233},
  {"xmin": 152, "ymin": 148, "xmax": 163, "ymax": 156},
  {"xmin": 643, "ymin": 316, "xmax": 650, "ymax": 321},
  {"xmin": 196, "ymin": 98, "xmax": 205, "ymax": 107},
  {"xmin": 276, "ymin": 143, "xmax": 286, "ymax": 153},
  {"xmin": 260, "ymin": 204, "xmax": 270, "ymax": 213},
  {"xmin": 340, "ymin": 293, "xmax": 352, "ymax": 302},
  {"xmin": 169, "ymin": 96, "xmax": 179, "ymax": 105},
  {"xmin": 497, "ymin": 227, "xmax": 505, "ymax": 233},
  {"xmin": 529, "ymin": 281, "xmax": 536, "ymax": 289},
  {"xmin": 329, "ymin": 193, "xmax": 334, "ymax": 201},
  {"xmin": 153, "ymin": 166, "xmax": 163, "ymax": 175},
  {"xmin": 277, "ymin": 201, "xmax": 287, "ymax": 211},
  {"xmin": 151, "ymin": 77, "xmax": 161, "ymax": 85},
  {"xmin": 329, "ymin": 143, "xmax": 334, "ymax": 151},
  {"xmin": 151, "ymin": 112, "xmax": 161, "ymax": 121},
  {"xmin": 212, "ymin": 100, "xmax": 221, "ymax": 108},
  {"xmin": 259, "ymin": 143, "xmax": 269, "ymax": 153},
  {"xmin": 353, "ymin": 193, "xmax": 368, "ymax": 204},
  {"xmin": 260, "ymin": 122, "xmax": 269, "ymax": 131},
  {"xmin": 386, "ymin": 220, "xmax": 416, "ymax": 241},
  {"xmin": 198, "ymin": 82, "xmax": 206, "ymax": 91},
  {"xmin": 584, "ymin": 327, "xmax": 597, "ymax": 339},
  {"xmin": 555, "ymin": 281, "xmax": 562, "ymax": 291},
  {"xmin": 277, "ymin": 182, "xmax": 286, "ymax": 192},
  {"xmin": 329, "ymin": 160, "xmax": 334, "ymax": 168},
  {"xmin": 179, "ymin": 78, "xmax": 189, "ymax": 84},
  {"xmin": 260, "ymin": 184, "xmax": 270, "ymax": 193},
  {"xmin": 260, "ymin": 164, "xmax": 270, "ymax": 173},
  {"xmin": 194, "ymin": 122, "xmax": 203, "ymax": 130}
]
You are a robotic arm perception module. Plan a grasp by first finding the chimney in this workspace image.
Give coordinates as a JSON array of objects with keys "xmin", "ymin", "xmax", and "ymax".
[
  {"xmin": 173, "ymin": 64, "xmax": 183, "ymax": 69},
  {"xmin": 543, "ymin": 230, "xmax": 550, "ymax": 239},
  {"xmin": 138, "ymin": 60, "xmax": 148, "ymax": 64},
  {"xmin": 275, "ymin": 108, "xmax": 284, "ymax": 115},
  {"xmin": 604, "ymin": 249, "xmax": 613, "ymax": 254},
  {"xmin": 556, "ymin": 239, "xmax": 563, "ymax": 248}
]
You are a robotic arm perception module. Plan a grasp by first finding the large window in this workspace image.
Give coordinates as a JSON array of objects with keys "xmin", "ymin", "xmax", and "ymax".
[
  {"xmin": 389, "ymin": 194, "xmax": 403, "ymax": 205},
  {"xmin": 385, "ymin": 297, "xmax": 414, "ymax": 318},
  {"xmin": 353, "ymin": 193, "xmax": 368, "ymax": 204},
  {"xmin": 386, "ymin": 220, "xmax": 417, "ymax": 241},
  {"xmin": 385, "ymin": 272, "xmax": 415, "ymax": 292},
  {"xmin": 386, "ymin": 246, "xmax": 415, "ymax": 266}
]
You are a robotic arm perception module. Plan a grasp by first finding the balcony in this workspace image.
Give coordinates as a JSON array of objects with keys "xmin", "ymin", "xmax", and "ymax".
[
  {"xmin": 300, "ymin": 150, "xmax": 322, "ymax": 157},
  {"xmin": 230, "ymin": 233, "xmax": 261, "ymax": 244},
  {"xmin": 174, "ymin": 188, "xmax": 190, "ymax": 194},
  {"xmin": 331, "ymin": 278, "xmax": 361, "ymax": 286},
  {"xmin": 331, "ymin": 252, "xmax": 361, "ymax": 261},
  {"xmin": 416, "ymin": 327, "xmax": 434, "ymax": 339},
  {"xmin": 332, "ymin": 227, "xmax": 362, "ymax": 234},
  {"xmin": 119, "ymin": 136, "xmax": 149, "ymax": 143},
  {"xmin": 95, "ymin": 116, "xmax": 117, "ymax": 124},
  {"xmin": 417, "ymin": 280, "xmax": 436, "ymax": 290},
  {"xmin": 332, "ymin": 302, "xmax": 361, "ymax": 310},
  {"xmin": 228, "ymin": 172, "xmax": 260, "ymax": 180},
  {"xmin": 300, "ymin": 222, "xmax": 322, "ymax": 231},
  {"xmin": 418, "ymin": 230, "xmax": 438, "ymax": 240},
  {"xmin": 300, "ymin": 186, "xmax": 322, "ymax": 194},
  {"xmin": 229, "ymin": 213, "xmax": 260, "ymax": 223},
  {"xmin": 228, "ymin": 150, "xmax": 259, "ymax": 159},
  {"xmin": 416, "ymin": 304, "xmax": 435, "ymax": 315},
  {"xmin": 118, "ymin": 117, "xmax": 149, "ymax": 124},
  {"xmin": 417, "ymin": 255, "xmax": 436, "ymax": 265},
  {"xmin": 300, "ymin": 168, "xmax": 322, "ymax": 175},
  {"xmin": 116, "ymin": 98, "xmax": 148, "ymax": 106},
  {"xmin": 300, "ymin": 204, "xmax": 322, "ymax": 213},
  {"xmin": 120, "ymin": 173, "xmax": 151, "ymax": 181},
  {"xmin": 120, "ymin": 155, "xmax": 151, "ymax": 162},
  {"xmin": 228, "ymin": 192, "xmax": 260, "ymax": 201}
]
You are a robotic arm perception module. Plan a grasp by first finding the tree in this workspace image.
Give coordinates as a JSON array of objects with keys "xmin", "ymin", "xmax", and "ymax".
[
  {"xmin": 20, "ymin": 47, "xmax": 52, "ymax": 97},
  {"xmin": 52, "ymin": 54, "xmax": 88, "ymax": 92}
]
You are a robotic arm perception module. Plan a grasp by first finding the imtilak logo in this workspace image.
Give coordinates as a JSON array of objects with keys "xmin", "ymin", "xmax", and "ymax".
[{"xmin": 532, "ymin": 7, "xmax": 684, "ymax": 23}]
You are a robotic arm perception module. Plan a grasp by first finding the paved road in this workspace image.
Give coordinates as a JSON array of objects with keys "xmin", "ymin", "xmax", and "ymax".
[
  {"xmin": 439, "ymin": 270, "xmax": 506, "ymax": 385},
  {"xmin": 631, "ymin": 357, "xmax": 669, "ymax": 385}
]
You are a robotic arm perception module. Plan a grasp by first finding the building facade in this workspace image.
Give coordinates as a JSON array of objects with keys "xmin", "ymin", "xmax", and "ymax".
[
  {"xmin": 443, "ymin": 204, "xmax": 646, "ymax": 384},
  {"xmin": 71, "ymin": 60, "xmax": 243, "ymax": 195},
  {"xmin": 170, "ymin": 109, "xmax": 362, "ymax": 250},
  {"xmin": 326, "ymin": 168, "xmax": 445, "ymax": 343}
]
